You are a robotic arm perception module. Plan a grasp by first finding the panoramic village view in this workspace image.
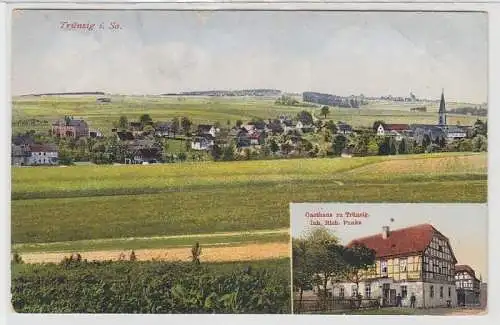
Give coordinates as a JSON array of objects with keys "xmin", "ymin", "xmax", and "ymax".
[
  {"xmin": 291, "ymin": 204, "xmax": 488, "ymax": 315},
  {"xmin": 10, "ymin": 10, "xmax": 487, "ymax": 313}
]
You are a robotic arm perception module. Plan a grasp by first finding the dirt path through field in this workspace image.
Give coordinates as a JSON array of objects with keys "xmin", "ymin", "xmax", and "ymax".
[{"xmin": 20, "ymin": 242, "xmax": 290, "ymax": 264}]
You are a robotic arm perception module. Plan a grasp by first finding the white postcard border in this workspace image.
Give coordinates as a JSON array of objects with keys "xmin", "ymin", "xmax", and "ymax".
[{"xmin": 1, "ymin": 1, "xmax": 499, "ymax": 325}]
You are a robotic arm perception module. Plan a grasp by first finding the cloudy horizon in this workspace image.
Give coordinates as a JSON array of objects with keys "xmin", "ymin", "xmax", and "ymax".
[{"xmin": 11, "ymin": 10, "xmax": 488, "ymax": 103}]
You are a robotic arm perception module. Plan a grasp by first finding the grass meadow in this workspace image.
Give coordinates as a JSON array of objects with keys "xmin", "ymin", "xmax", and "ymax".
[{"xmin": 11, "ymin": 153, "xmax": 487, "ymax": 247}]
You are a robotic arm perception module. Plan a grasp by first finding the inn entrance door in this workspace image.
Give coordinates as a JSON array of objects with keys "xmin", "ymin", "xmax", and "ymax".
[
  {"xmin": 382, "ymin": 284, "xmax": 390, "ymax": 306},
  {"xmin": 389, "ymin": 289, "xmax": 397, "ymax": 306}
]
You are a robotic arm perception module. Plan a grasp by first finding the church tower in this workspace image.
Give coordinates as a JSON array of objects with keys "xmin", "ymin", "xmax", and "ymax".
[{"xmin": 438, "ymin": 89, "xmax": 447, "ymax": 125}]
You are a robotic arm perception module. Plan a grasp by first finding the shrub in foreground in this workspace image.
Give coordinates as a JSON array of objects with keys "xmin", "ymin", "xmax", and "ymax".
[{"xmin": 11, "ymin": 260, "xmax": 290, "ymax": 314}]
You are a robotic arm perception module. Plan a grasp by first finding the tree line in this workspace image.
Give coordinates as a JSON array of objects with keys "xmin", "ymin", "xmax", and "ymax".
[{"xmin": 293, "ymin": 228, "xmax": 376, "ymax": 313}]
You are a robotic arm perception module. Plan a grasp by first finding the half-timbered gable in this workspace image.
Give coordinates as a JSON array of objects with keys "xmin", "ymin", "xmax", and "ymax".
[
  {"xmin": 422, "ymin": 232, "xmax": 457, "ymax": 284},
  {"xmin": 455, "ymin": 265, "xmax": 481, "ymax": 306}
]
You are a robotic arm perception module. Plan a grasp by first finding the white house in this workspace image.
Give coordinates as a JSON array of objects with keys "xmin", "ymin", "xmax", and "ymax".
[
  {"xmin": 27, "ymin": 144, "xmax": 59, "ymax": 165},
  {"xmin": 444, "ymin": 126, "xmax": 467, "ymax": 141},
  {"xmin": 197, "ymin": 124, "xmax": 217, "ymax": 138},
  {"xmin": 388, "ymin": 130, "xmax": 404, "ymax": 141},
  {"xmin": 377, "ymin": 124, "xmax": 410, "ymax": 137},
  {"xmin": 191, "ymin": 135, "xmax": 215, "ymax": 151},
  {"xmin": 154, "ymin": 122, "xmax": 174, "ymax": 137},
  {"xmin": 322, "ymin": 224, "xmax": 458, "ymax": 308},
  {"xmin": 89, "ymin": 129, "xmax": 103, "ymax": 138},
  {"xmin": 242, "ymin": 124, "xmax": 256, "ymax": 133}
]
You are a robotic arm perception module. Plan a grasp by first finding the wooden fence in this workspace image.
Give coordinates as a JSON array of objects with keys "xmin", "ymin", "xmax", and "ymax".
[{"xmin": 293, "ymin": 297, "xmax": 380, "ymax": 314}]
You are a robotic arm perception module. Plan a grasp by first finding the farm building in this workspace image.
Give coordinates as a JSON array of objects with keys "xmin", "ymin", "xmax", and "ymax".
[
  {"xmin": 197, "ymin": 124, "xmax": 217, "ymax": 138},
  {"xmin": 12, "ymin": 143, "xmax": 59, "ymax": 166},
  {"xmin": 89, "ymin": 129, "xmax": 103, "ymax": 138},
  {"xmin": 191, "ymin": 134, "xmax": 215, "ymax": 151},
  {"xmin": 52, "ymin": 117, "xmax": 89, "ymax": 138},
  {"xmin": 376, "ymin": 124, "xmax": 410, "ymax": 139},
  {"xmin": 249, "ymin": 131, "xmax": 265, "ymax": 146},
  {"xmin": 265, "ymin": 120, "xmax": 284, "ymax": 134},
  {"xmin": 154, "ymin": 122, "xmax": 176, "ymax": 137},
  {"xmin": 455, "ymin": 265, "xmax": 481, "ymax": 306},
  {"xmin": 124, "ymin": 140, "xmax": 162, "ymax": 164},
  {"xmin": 337, "ymin": 122, "xmax": 353, "ymax": 135}
]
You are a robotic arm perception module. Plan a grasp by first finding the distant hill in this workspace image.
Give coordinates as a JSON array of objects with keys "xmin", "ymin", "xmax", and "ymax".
[
  {"xmin": 20, "ymin": 91, "xmax": 106, "ymax": 97},
  {"xmin": 448, "ymin": 106, "xmax": 487, "ymax": 117},
  {"xmin": 162, "ymin": 89, "xmax": 282, "ymax": 97},
  {"xmin": 303, "ymin": 91, "xmax": 366, "ymax": 108}
]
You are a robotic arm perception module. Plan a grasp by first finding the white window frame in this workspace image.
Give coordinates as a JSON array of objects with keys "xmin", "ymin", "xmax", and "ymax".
[{"xmin": 400, "ymin": 258, "xmax": 408, "ymax": 272}]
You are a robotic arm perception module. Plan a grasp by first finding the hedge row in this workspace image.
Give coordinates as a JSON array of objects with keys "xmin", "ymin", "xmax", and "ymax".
[{"xmin": 11, "ymin": 260, "xmax": 291, "ymax": 314}]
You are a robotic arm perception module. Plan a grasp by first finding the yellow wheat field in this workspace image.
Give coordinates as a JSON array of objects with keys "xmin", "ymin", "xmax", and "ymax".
[{"xmin": 20, "ymin": 242, "xmax": 290, "ymax": 264}]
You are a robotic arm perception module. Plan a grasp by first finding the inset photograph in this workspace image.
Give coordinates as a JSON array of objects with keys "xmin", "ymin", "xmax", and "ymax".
[{"xmin": 291, "ymin": 203, "xmax": 487, "ymax": 315}]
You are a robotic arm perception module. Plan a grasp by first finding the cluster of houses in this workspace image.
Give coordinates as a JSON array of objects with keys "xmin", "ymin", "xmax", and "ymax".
[
  {"xmin": 11, "ymin": 90, "xmax": 480, "ymax": 166},
  {"xmin": 11, "ymin": 117, "xmax": 103, "ymax": 166},
  {"xmin": 11, "ymin": 135, "xmax": 59, "ymax": 166},
  {"xmin": 374, "ymin": 91, "xmax": 471, "ymax": 144},
  {"xmin": 305, "ymin": 224, "xmax": 485, "ymax": 309}
]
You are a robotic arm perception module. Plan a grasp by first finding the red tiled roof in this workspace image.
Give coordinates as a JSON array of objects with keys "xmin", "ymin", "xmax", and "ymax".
[
  {"xmin": 347, "ymin": 224, "xmax": 439, "ymax": 258},
  {"xmin": 385, "ymin": 124, "xmax": 410, "ymax": 131},
  {"xmin": 455, "ymin": 265, "xmax": 476, "ymax": 277}
]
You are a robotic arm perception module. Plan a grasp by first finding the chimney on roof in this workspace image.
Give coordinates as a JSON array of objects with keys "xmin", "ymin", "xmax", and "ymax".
[{"xmin": 382, "ymin": 226, "xmax": 390, "ymax": 239}]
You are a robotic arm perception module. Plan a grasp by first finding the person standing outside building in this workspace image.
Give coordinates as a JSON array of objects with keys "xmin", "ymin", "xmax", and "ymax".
[
  {"xmin": 396, "ymin": 293, "xmax": 403, "ymax": 307},
  {"xmin": 410, "ymin": 293, "xmax": 416, "ymax": 308}
]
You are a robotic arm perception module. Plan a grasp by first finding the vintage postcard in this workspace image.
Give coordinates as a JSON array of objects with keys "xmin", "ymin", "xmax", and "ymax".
[
  {"xmin": 9, "ymin": 8, "xmax": 487, "ymax": 315},
  {"xmin": 291, "ymin": 203, "xmax": 488, "ymax": 315}
]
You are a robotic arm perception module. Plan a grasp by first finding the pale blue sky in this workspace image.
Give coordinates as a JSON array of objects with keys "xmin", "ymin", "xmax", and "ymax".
[
  {"xmin": 291, "ymin": 203, "xmax": 489, "ymax": 281},
  {"xmin": 12, "ymin": 10, "xmax": 488, "ymax": 103}
]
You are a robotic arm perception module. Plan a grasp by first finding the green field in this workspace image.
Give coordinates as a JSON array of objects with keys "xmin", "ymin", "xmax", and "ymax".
[
  {"xmin": 12, "ymin": 96, "xmax": 485, "ymax": 136},
  {"xmin": 11, "ymin": 153, "xmax": 487, "ymax": 245}
]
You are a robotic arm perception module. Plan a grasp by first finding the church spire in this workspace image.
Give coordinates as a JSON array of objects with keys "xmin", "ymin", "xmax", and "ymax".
[{"xmin": 439, "ymin": 89, "xmax": 446, "ymax": 125}]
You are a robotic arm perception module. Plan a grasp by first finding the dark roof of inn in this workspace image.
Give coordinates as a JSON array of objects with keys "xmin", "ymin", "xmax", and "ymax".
[
  {"xmin": 347, "ymin": 224, "xmax": 444, "ymax": 258},
  {"xmin": 455, "ymin": 265, "xmax": 477, "ymax": 277}
]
